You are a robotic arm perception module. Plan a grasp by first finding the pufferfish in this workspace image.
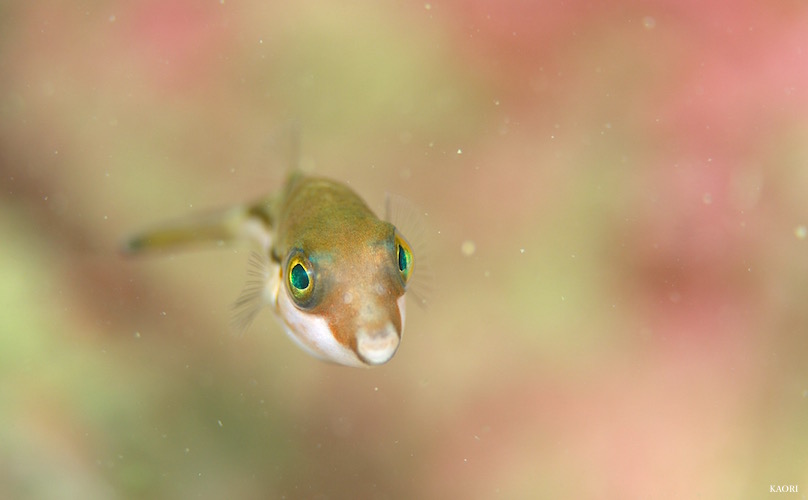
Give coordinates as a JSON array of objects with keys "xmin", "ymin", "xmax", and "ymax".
[{"xmin": 125, "ymin": 171, "xmax": 417, "ymax": 367}]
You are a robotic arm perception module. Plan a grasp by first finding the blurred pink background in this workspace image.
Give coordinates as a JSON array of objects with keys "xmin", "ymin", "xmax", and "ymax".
[{"xmin": 1, "ymin": 1, "xmax": 807, "ymax": 498}]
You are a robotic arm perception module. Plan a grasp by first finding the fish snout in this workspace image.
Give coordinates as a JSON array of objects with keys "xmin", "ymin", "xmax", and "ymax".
[{"xmin": 356, "ymin": 324, "xmax": 400, "ymax": 365}]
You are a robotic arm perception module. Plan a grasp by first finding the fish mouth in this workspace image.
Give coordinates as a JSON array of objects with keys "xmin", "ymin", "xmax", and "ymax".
[{"xmin": 356, "ymin": 324, "xmax": 400, "ymax": 365}]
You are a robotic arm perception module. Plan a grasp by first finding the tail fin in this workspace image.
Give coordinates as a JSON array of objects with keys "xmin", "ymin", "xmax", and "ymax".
[{"xmin": 123, "ymin": 204, "xmax": 269, "ymax": 255}]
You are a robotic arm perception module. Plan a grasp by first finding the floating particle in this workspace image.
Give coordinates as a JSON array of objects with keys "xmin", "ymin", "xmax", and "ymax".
[{"xmin": 461, "ymin": 240, "xmax": 476, "ymax": 256}]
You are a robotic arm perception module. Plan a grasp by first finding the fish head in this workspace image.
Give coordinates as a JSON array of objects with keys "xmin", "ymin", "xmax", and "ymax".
[{"xmin": 275, "ymin": 220, "xmax": 414, "ymax": 367}]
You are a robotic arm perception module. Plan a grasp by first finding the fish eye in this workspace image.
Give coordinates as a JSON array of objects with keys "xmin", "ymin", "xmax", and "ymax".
[
  {"xmin": 395, "ymin": 231, "xmax": 414, "ymax": 284},
  {"xmin": 287, "ymin": 253, "xmax": 314, "ymax": 304}
]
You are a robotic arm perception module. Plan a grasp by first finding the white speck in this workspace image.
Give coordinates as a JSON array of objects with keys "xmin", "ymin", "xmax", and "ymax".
[
  {"xmin": 795, "ymin": 225, "xmax": 807, "ymax": 240},
  {"xmin": 642, "ymin": 16, "xmax": 656, "ymax": 29},
  {"xmin": 103, "ymin": 215, "xmax": 108, "ymax": 220},
  {"xmin": 519, "ymin": 248, "xmax": 525, "ymax": 254},
  {"xmin": 374, "ymin": 387, "xmax": 379, "ymax": 392},
  {"xmin": 108, "ymin": 14, "xmax": 116, "ymax": 22},
  {"xmin": 342, "ymin": 292, "xmax": 353, "ymax": 304},
  {"xmin": 457, "ymin": 148, "xmax": 462, "ymax": 154},
  {"xmin": 217, "ymin": 420, "xmax": 223, "ymax": 427},
  {"xmin": 259, "ymin": 39, "xmax": 263, "ymax": 44},
  {"xmin": 461, "ymin": 240, "xmax": 476, "ymax": 256},
  {"xmin": 494, "ymin": 99, "xmax": 500, "ymax": 106},
  {"xmin": 424, "ymin": 3, "xmax": 431, "ymax": 10},
  {"xmin": 134, "ymin": 331, "xmax": 141, "ymax": 339},
  {"xmin": 702, "ymin": 192, "xmax": 712, "ymax": 204}
]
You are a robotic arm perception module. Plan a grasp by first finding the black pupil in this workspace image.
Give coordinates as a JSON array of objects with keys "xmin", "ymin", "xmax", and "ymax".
[
  {"xmin": 398, "ymin": 245, "xmax": 407, "ymax": 272},
  {"xmin": 291, "ymin": 263, "xmax": 309, "ymax": 290}
]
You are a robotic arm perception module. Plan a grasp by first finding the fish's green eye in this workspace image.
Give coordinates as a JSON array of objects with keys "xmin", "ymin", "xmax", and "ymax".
[
  {"xmin": 287, "ymin": 253, "xmax": 314, "ymax": 304},
  {"xmin": 291, "ymin": 263, "xmax": 309, "ymax": 289},
  {"xmin": 395, "ymin": 232, "xmax": 414, "ymax": 284}
]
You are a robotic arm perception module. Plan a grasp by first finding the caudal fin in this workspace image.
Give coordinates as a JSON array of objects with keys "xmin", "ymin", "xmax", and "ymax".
[{"xmin": 123, "ymin": 205, "xmax": 258, "ymax": 255}]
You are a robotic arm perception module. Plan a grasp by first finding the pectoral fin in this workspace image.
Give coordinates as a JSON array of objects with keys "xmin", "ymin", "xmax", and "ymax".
[{"xmin": 230, "ymin": 251, "xmax": 280, "ymax": 335}]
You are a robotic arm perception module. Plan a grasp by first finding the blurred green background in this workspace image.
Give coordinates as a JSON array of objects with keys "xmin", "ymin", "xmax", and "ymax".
[{"xmin": 2, "ymin": 1, "xmax": 808, "ymax": 498}]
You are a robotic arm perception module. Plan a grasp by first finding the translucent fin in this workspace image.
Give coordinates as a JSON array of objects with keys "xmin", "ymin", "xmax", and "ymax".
[
  {"xmin": 385, "ymin": 193, "xmax": 433, "ymax": 309},
  {"xmin": 229, "ymin": 251, "xmax": 278, "ymax": 335},
  {"xmin": 263, "ymin": 120, "xmax": 303, "ymax": 176}
]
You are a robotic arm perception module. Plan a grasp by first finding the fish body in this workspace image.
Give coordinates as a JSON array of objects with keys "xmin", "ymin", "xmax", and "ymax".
[{"xmin": 126, "ymin": 172, "xmax": 415, "ymax": 367}]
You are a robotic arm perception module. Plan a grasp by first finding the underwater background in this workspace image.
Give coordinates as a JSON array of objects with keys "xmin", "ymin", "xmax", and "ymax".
[{"xmin": 1, "ymin": 1, "xmax": 807, "ymax": 498}]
